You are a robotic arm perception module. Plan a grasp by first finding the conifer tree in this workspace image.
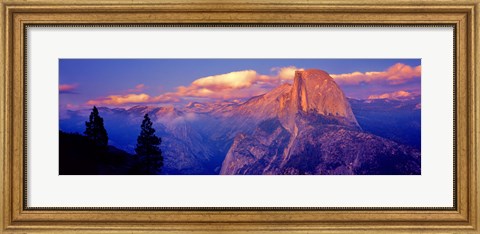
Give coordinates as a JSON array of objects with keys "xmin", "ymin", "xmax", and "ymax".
[
  {"xmin": 84, "ymin": 106, "xmax": 108, "ymax": 149},
  {"xmin": 135, "ymin": 114, "xmax": 163, "ymax": 174}
]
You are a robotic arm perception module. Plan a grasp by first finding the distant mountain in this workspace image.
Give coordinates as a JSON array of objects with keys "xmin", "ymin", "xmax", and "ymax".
[
  {"xmin": 60, "ymin": 69, "xmax": 421, "ymax": 175},
  {"xmin": 61, "ymin": 106, "xmax": 225, "ymax": 174},
  {"xmin": 349, "ymin": 96, "xmax": 421, "ymax": 149}
]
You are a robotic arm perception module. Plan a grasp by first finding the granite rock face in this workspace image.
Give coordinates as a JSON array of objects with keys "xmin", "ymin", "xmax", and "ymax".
[
  {"xmin": 220, "ymin": 114, "xmax": 420, "ymax": 175},
  {"xmin": 279, "ymin": 69, "xmax": 359, "ymax": 131}
]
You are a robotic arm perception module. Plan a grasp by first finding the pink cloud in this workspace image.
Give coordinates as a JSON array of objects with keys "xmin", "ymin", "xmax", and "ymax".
[
  {"xmin": 173, "ymin": 66, "xmax": 303, "ymax": 100},
  {"xmin": 331, "ymin": 63, "xmax": 421, "ymax": 85},
  {"xmin": 86, "ymin": 64, "xmax": 418, "ymax": 106},
  {"xmin": 271, "ymin": 66, "xmax": 304, "ymax": 81},
  {"xmin": 127, "ymin": 84, "xmax": 145, "ymax": 93},
  {"xmin": 66, "ymin": 103, "xmax": 78, "ymax": 109},
  {"xmin": 175, "ymin": 70, "xmax": 273, "ymax": 99},
  {"xmin": 86, "ymin": 93, "xmax": 179, "ymax": 106},
  {"xmin": 59, "ymin": 83, "xmax": 78, "ymax": 93},
  {"xmin": 368, "ymin": 90, "xmax": 416, "ymax": 100},
  {"xmin": 176, "ymin": 84, "xmax": 270, "ymax": 100},
  {"xmin": 86, "ymin": 66, "xmax": 302, "ymax": 104},
  {"xmin": 191, "ymin": 70, "xmax": 262, "ymax": 89}
]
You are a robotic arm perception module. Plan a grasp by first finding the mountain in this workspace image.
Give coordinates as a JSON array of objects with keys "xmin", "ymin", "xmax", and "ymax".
[
  {"xmin": 278, "ymin": 70, "xmax": 359, "ymax": 131},
  {"xmin": 60, "ymin": 69, "xmax": 421, "ymax": 175},
  {"xmin": 217, "ymin": 70, "xmax": 359, "ymax": 130},
  {"xmin": 61, "ymin": 105, "xmax": 226, "ymax": 174},
  {"xmin": 220, "ymin": 69, "xmax": 420, "ymax": 175},
  {"xmin": 220, "ymin": 115, "xmax": 420, "ymax": 175},
  {"xmin": 349, "ymin": 97, "xmax": 421, "ymax": 149}
]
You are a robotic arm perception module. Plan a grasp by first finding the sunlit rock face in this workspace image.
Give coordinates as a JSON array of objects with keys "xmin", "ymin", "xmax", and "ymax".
[
  {"xmin": 281, "ymin": 69, "xmax": 358, "ymax": 126},
  {"xmin": 275, "ymin": 69, "xmax": 359, "ymax": 133}
]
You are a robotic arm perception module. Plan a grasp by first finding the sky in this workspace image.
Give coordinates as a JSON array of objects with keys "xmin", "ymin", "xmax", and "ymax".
[{"xmin": 59, "ymin": 59, "xmax": 421, "ymax": 110}]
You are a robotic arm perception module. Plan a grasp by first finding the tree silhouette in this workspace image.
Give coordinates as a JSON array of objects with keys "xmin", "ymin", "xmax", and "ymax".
[
  {"xmin": 135, "ymin": 114, "xmax": 163, "ymax": 174},
  {"xmin": 84, "ymin": 106, "xmax": 108, "ymax": 149}
]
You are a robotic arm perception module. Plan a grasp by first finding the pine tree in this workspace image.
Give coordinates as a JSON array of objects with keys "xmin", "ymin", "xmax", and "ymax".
[
  {"xmin": 84, "ymin": 106, "xmax": 108, "ymax": 149},
  {"xmin": 135, "ymin": 114, "xmax": 163, "ymax": 174}
]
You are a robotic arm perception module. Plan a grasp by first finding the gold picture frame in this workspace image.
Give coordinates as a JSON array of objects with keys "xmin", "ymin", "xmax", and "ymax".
[{"xmin": 1, "ymin": 0, "xmax": 479, "ymax": 232}]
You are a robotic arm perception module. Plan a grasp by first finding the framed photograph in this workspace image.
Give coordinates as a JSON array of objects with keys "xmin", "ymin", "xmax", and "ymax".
[{"xmin": 1, "ymin": 0, "xmax": 479, "ymax": 233}]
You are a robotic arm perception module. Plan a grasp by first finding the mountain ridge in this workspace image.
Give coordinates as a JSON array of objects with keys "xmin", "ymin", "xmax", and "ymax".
[{"xmin": 60, "ymin": 69, "xmax": 420, "ymax": 175}]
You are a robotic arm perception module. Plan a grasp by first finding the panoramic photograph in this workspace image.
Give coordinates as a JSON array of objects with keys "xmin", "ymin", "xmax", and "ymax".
[{"xmin": 59, "ymin": 59, "xmax": 421, "ymax": 175}]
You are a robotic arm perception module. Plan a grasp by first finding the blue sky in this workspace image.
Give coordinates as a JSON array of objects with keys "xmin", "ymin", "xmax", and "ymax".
[{"xmin": 59, "ymin": 59, "xmax": 421, "ymax": 109}]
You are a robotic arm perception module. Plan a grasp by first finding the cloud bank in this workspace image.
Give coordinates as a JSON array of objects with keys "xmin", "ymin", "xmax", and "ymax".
[
  {"xmin": 86, "ymin": 93, "xmax": 179, "ymax": 106},
  {"xmin": 84, "ymin": 63, "xmax": 420, "ymax": 106},
  {"xmin": 86, "ymin": 67, "xmax": 302, "ymax": 106},
  {"xmin": 368, "ymin": 90, "xmax": 417, "ymax": 100},
  {"xmin": 59, "ymin": 83, "xmax": 78, "ymax": 93},
  {"xmin": 331, "ymin": 63, "xmax": 421, "ymax": 85}
]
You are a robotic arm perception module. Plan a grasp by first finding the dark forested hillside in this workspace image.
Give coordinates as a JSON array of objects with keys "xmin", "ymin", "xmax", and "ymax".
[{"xmin": 60, "ymin": 131, "xmax": 141, "ymax": 175}]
